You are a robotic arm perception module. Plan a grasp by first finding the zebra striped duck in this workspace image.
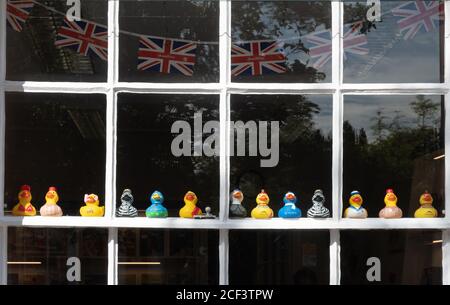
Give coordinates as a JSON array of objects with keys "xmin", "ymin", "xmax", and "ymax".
[
  {"xmin": 116, "ymin": 189, "xmax": 138, "ymax": 217},
  {"xmin": 307, "ymin": 189, "xmax": 330, "ymax": 218}
]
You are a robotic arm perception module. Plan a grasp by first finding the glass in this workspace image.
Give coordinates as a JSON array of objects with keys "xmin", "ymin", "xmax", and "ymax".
[
  {"xmin": 230, "ymin": 95, "xmax": 332, "ymax": 217},
  {"xmin": 6, "ymin": 0, "xmax": 108, "ymax": 81},
  {"xmin": 343, "ymin": 95, "xmax": 445, "ymax": 218},
  {"xmin": 4, "ymin": 93, "xmax": 106, "ymax": 216},
  {"xmin": 231, "ymin": 1, "xmax": 332, "ymax": 83},
  {"xmin": 118, "ymin": 229, "xmax": 219, "ymax": 284},
  {"xmin": 8, "ymin": 228, "xmax": 108, "ymax": 284},
  {"xmin": 229, "ymin": 230, "xmax": 329, "ymax": 284},
  {"xmin": 119, "ymin": 0, "xmax": 219, "ymax": 82},
  {"xmin": 341, "ymin": 230, "xmax": 442, "ymax": 284},
  {"xmin": 117, "ymin": 94, "xmax": 220, "ymax": 216},
  {"xmin": 344, "ymin": 0, "xmax": 444, "ymax": 83}
]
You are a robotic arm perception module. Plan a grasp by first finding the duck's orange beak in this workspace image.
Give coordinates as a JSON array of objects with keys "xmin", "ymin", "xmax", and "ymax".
[
  {"xmin": 186, "ymin": 193, "xmax": 195, "ymax": 201},
  {"xmin": 286, "ymin": 193, "xmax": 295, "ymax": 201},
  {"xmin": 46, "ymin": 192, "xmax": 55, "ymax": 199},
  {"xmin": 352, "ymin": 196, "xmax": 361, "ymax": 203},
  {"xmin": 387, "ymin": 194, "xmax": 396, "ymax": 201},
  {"xmin": 233, "ymin": 192, "xmax": 242, "ymax": 199},
  {"xmin": 20, "ymin": 191, "xmax": 30, "ymax": 198},
  {"xmin": 423, "ymin": 194, "xmax": 432, "ymax": 201}
]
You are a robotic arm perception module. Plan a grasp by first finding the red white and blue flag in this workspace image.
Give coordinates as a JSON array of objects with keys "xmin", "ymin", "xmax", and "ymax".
[
  {"xmin": 55, "ymin": 18, "xmax": 108, "ymax": 61},
  {"xmin": 231, "ymin": 41, "xmax": 286, "ymax": 76},
  {"xmin": 304, "ymin": 24, "xmax": 369, "ymax": 69},
  {"xmin": 6, "ymin": 0, "xmax": 34, "ymax": 32},
  {"xmin": 392, "ymin": 1, "xmax": 443, "ymax": 40},
  {"xmin": 137, "ymin": 36, "xmax": 197, "ymax": 76}
]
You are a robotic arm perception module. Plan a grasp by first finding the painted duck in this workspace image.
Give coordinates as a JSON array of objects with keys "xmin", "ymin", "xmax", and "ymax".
[
  {"xmin": 116, "ymin": 189, "xmax": 138, "ymax": 217},
  {"xmin": 146, "ymin": 190, "xmax": 168, "ymax": 218},
  {"xmin": 344, "ymin": 190, "xmax": 367, "ymax": 219},
  {"xmin": 414, "ymin": 191, "xmax": 438, "ymax": 218},
  {"xmin": 307, "ymin": 189, "xmax": 330, "ymax": 218},
  {"xmin": 251, "ymin": 189, "xmax": 273, "ymax": 219},
  {"xmin": 379, "ymin": 188, "xmax": 402, "ymax": 219},
  {"xmin": 229, "ymin": 189, "xmax": 247, "ymax": 218},
  {"xmin": 12, "ymin": 185, "xmax": 36, "ymax": 216},
  {"xmin": 179, "ymin": 191, "xmax": 202, "ymax": 218},
  {"xmin": 40, "ymin": 186, "xmax": 63, "ymax": 217},
  {"xmin": 278, "ymin": 192, "xmax": 301, "ymax": 218},
  {"xmin": 80, "ymin": 194, "xmax": 105, "ymax": 217}
]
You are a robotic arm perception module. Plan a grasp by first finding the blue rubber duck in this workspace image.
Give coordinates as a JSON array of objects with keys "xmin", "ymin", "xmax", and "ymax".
[
  {"xmin": 146, "ymin": 191, "xmax": 168, "ymax": 218},
  {"xmin": 278, "ymin": 192, "xmax": 301, "ymax": 218}
]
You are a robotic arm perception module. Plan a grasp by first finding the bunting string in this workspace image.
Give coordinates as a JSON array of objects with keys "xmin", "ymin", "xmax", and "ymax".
[{"xmin": 6, "ymin": 0, "xmax": 445, "ymax": 76}]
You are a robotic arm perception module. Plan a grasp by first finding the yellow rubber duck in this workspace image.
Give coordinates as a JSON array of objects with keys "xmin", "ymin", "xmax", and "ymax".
[
  {"xmin": 12, "ymin": 185, "xmax": 36, "ymax": 216},
  {"xmin": 414, "ymin": 191, "xmax": 438, "ymax": 218},
  {"xmin": 80, "ymin": 194, "xmax": 105, "ymax": 217},
  {"xmin": 40, "ymin": 186, "xmax": 63, "ymax": 217},
  {"xmin": 179, "ymin": 191, "xmax": 202, "ymax": 218},
  {"xmin": 379, "ymin": 188, "xmax": 402, "ymax": 219},
  {"xmin": 344, "ymin": 190, "xmax": 367, "ymax": 219},
  {"xmin": 251, "ymin": 189, "xmax": 273, "ymax": 219}
]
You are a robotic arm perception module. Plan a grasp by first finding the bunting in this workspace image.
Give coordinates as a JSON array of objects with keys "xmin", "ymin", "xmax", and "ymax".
[{"xmin": 6, "ymin": 0, "xmax": 34, "ymax": 32}]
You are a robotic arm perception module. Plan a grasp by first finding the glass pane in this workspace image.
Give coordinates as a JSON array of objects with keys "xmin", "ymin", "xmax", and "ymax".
[
  {"xmin": 343, "ymin": 95, "xmax": 445, "ymax": 218},
  {"xmin": 231, "ymin": 0, "xmax": 332, "ymax": 83},
  {"xmin": 230, "ymin": 95, "xmax": 332, "ymax": 218},
  {"xmin": 229, "ymin": 230, "xmax": 329, "ymax": 284},
  {"xmin": 344, "ymin": 0, "xmax": 444, "ymax": 83},
  {"xmin": 117, "ymin": 94, "xmax": 220, "ymax": 217},
  {"xmin": 6, "ymin": 0, "xmax": 108, "ymax": 81},
  {"xmin": 119, "ymin": 0, "xmax": 219, "ymax": 82},
  {"xmin": 8, "ymin": 228, "xmax": 108, "ymax": 284},
  {"xmin": 341, "ymin": 230, "xmax": 442, "ymax": 284},
  {"xmin": 4, "ymin": 93, "xmax": 106, "ymax": 216},
  {"xmin": 118, "ymin": 229, "xmax": 219, "ymax": 284}
]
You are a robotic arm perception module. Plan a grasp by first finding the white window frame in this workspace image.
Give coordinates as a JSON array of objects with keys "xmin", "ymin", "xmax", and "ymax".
[{"xmin": 0, "ymin": 0, "xmax": 449, "ymax": 285}]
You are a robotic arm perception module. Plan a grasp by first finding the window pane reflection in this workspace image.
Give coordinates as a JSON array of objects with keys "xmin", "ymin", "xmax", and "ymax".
[
  {"xmin": 118, "ymin": 229, "xmax": 219, "ymax": 284},
  {"xmin": 341, "ymin": 230, "xmax": 442, "ymax": 284},
  {"xmin": 8, "ymin": 228, "xmax": 108, "ymax": 285},
  {"xmin": 6, "ymin": 0, "xmax": 108, "ymax": 81},
  {"xmin": 344, "ymin": 0, "xmax": 444, "ymax": 83},
  {"xmin": 117, "ymin": 94, "xmax": 220, "ymax": 216},
  {"xmin": 231, "ymin": 0, "xmax": 332, "ymax": 83},
  {"xmin": 5, "ymin": 93, "xmax": 106, "ymax": 216},
  {"xmin": 343, "ymin": 95, "xmax": 445, "ymax": 218},
  {"xmin": 230, "ymin": 95, "xmax": 332, "ymax": 217},
  {"xmin": 229, "ymin": 230, "xmax": 329, "ymax": 284}
]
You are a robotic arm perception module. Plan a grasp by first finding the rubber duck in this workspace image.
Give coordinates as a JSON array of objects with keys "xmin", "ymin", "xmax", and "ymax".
[
  {"xmin": 146, "ymin": 190, "xmax": 168, "ymax": 218},
  {"xmin": 80, "ymin": 194, "xmax": 105, "ymax": 217},
  {"xmin": 251, "ymin": 189, "xmax": 273, "ymax": 219},
  {"xmin": 12, "ymin": 185, "xmax": 36, "ymax": 216},
  {"xmin": 117, "ymin": 189, "xmax": 138, "ymax": 217},
  {"xmin": 307, "ymin": 189, "xmax": 330, "ymax": 218},
  {"xmin": 40, "ymin": 186, "xmax": 63, "ymax": 217},
  {"xmin": 179, "ymin": 191, "xmax": 202, "ymax": 218},
  {"xmin": 229, "ymin": 189, "xmax": 247, "ymax": 218},
  {"xmin": 278, "ymin": 192, "xmax": 301, "ymax": 218},
  {"xmin": 344, "ymin": 190, "xmax": 367, "ymax": 219},
  {"xmin": 379, "ymin": 188, "xmax": 402, "ymax": 218},
  {"xmin": 414, "ymin": 191, "xmax": 438, "ymax": 218}
]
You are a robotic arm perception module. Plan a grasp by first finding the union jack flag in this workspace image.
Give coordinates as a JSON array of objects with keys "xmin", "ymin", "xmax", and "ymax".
[
  {"xmin": 137, "ymin": 36, "xmax": 197, "ymax": 76},
  {"xmin": 231, "ymin": 41, "xmax": 286, "ymax": 76},
  {"xmin": 6, "ymin": 0, "xmax": 34, "ymax": 32},
  {"xmin": 392, "ymin": 1, "xmax": 444, "ymax": 40},
  {"xmin": 304, "ymin": 24, "xmax": 369, "ymax": 70},
  {"xmin": 55, "ymin": 18, "xmax": 108, "ymax": 61}
]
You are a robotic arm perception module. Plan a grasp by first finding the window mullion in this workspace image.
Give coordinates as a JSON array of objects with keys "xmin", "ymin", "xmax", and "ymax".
[{"xmin": 329, "ymin": 229, "xmax": 341, "ymax": 285}]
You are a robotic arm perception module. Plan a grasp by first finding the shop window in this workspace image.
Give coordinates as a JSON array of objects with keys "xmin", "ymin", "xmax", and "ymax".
[
  {"xmin": 341, "ymin": 230, "xmax": 442, "ymax": 284},
  {"xmin": 118, "ymin": 229, "xmax": 219, "ymax": 284},
  {"xmin": 119, "ymin": 0, "xmax": 219, "ymax": 82},
  {"xmin": 343, "ymin": 95, "xmax": 445, "ymax": 218},
  {"xmin": 230, "ymin": 95, "xmax": 332, "ymax": 217},
  {"xmin": 231, "ymin": 1, "xmax": 332, "ymax": 83},
  {"xmin": 6, "ymin": 0, "xmax": 108, "ymax": 82},
  {"xmin": 117, "ymin": 94, "xmax": 220, "ymax": 216},
  {"xmin": 4, "ymin": 93, "xmax": 106, "ymax": 216},
  {"xmin": 7, "ymin": 228, "xmax": 108, "ymax": 284},
  {"xmin": 344, "ymin": 0, "xmax": 444, "ymax": 83},
  {"xmin": 229, "ymin": 230, "xmax": 330, "ymax": 284}
]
